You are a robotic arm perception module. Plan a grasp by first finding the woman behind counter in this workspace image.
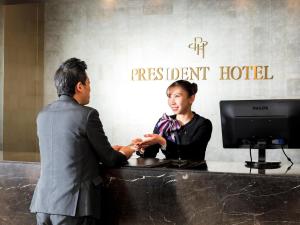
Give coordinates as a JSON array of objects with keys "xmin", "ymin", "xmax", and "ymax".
[{"xmin": 133, "ymin": 80, "xmax": 212, "ymax": 160}]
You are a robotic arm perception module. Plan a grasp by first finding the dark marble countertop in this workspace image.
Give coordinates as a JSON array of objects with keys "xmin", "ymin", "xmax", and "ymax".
[
  {"xmin": 1, "ymin": 159, "xmax": 300, "ymax": 225},
  {"xmin": 0, "ymin": 157, "xmax": 299, "ymax": 176},
  {"xmin": 123, "ymin": 158, "xmax": 300, "ymax": 176}
]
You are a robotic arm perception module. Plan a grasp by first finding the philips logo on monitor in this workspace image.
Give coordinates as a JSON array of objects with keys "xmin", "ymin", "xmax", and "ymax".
[{"xmin": 252, "ymin": 106, "xmax": 269, "ymax": 110}]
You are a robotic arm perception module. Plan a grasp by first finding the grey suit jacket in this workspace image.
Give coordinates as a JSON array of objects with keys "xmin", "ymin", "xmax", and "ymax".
[{"xmin": 30, "ymin": 95, "xmax": 127, "ymax": 218}]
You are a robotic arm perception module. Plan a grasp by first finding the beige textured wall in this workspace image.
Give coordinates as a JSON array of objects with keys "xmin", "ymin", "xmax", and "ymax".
[
  {"xmin": 41, "ymin": 0, "xmax": 299, "ymax": 163},
  {"xmin": 3, "ymin": 3, "xmax": 43, "ymax": 161},
  {"xmin": 0, "ymin": 6, "xmax": 3, "ymax": 153}
]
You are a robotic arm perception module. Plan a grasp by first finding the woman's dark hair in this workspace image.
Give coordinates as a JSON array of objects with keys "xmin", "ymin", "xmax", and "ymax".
[
  {"xmin": 167, "ymin": 80, "xmax": 198, "ymax": 97},
  {"xmin": 54, "ymin": 58, "xmax": 87, "ymax": 97}
]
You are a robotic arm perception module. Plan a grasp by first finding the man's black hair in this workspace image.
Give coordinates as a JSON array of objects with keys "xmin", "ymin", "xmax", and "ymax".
[{"xmin": 54, "ymin": 58, "xmax": 87, "ymax": 97}]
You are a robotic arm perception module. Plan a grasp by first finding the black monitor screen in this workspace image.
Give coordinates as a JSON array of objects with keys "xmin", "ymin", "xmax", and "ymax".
[{"xmin": 220, "ymin": 99, "xmax": 300, "ymax": 150}]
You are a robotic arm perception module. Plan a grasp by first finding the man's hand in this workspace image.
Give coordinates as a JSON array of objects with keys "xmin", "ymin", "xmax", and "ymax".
[
  {"xmin": 118, "ymin": 145, "xmax": 136, "ymax": 159},
  {"xmin": 112, "ymin": 145, "xmax": 123, "ymax": 151}
]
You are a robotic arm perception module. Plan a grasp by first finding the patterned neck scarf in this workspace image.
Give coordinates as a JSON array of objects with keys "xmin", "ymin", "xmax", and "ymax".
[{"xmin": 156, "ymin": 113, "xmax": 181, "ymax": 143}]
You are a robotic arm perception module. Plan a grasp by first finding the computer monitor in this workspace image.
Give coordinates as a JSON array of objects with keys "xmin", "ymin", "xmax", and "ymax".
[{"xmin": 220, "ymin": 99, "xmax": 300, "ymax": 169}]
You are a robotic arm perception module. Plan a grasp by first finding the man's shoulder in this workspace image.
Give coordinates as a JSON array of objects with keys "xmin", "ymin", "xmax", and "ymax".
[{"xmin": 39, "ymin": 99, "xmax": 97, "ymax": 116}]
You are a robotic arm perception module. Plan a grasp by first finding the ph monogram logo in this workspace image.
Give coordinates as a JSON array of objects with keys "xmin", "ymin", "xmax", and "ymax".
[{"xmin": 188, "ymin": 37, "xmax": 208, "ymax": 58}]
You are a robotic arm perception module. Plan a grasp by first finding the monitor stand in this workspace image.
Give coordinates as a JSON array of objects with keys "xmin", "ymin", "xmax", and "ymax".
[{"xmin": 245, "ymin": 148, "xmax": 281, "ymax": 170}]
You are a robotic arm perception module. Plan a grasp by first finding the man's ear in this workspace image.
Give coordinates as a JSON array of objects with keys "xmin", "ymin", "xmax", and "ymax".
[{"xmin": 75, "ymin": 82, "xmax": 83, "ymax": 94}]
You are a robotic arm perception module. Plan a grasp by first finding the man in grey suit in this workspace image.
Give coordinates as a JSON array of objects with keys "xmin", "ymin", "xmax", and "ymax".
[{"xmin": 30, "ymin": 58, "xmax": 135, "ymax": 225}]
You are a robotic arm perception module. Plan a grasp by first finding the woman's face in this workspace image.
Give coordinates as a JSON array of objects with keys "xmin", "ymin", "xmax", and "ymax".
[{"xmin": 167, "ymin": 86, "xmax": 195, "ymax": 115}]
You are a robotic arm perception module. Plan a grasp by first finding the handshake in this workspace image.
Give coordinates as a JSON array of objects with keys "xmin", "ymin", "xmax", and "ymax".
[{"xmin": 112, "ymin": 134, "xmax": 166, "ymax": 159}]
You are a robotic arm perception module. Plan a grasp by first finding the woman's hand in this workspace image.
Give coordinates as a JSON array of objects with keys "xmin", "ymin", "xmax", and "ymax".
[
  {"xmin": 131, "ymin": 138, "xmax": 145, "ymax": 154},
  {"xmin": 131, "ymin": 138, "xmax": 143, "ymax": 146},
  {"xmin": 137, "ymin": 134, "xmax": 166, "ymax": 149}
]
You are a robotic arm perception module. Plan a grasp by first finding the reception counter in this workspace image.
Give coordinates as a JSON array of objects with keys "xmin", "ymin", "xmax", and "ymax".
[{"xmin": 0, "ymin": 159, "xmax": 300, "ymax": 225}]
